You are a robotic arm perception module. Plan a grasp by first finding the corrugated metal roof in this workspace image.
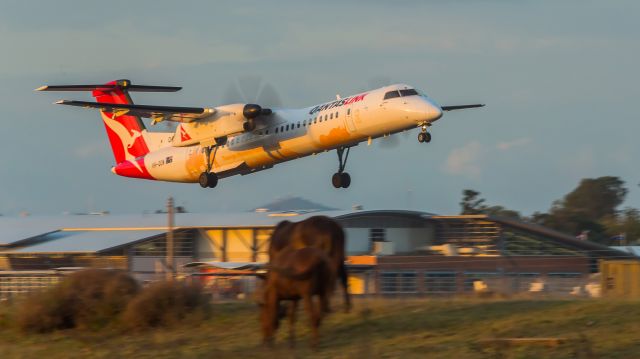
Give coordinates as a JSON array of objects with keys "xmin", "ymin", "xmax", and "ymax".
[
  {"xmin": 7, "ymin": 229, "xmax": 166, "ymax": 254},
  {"xmin": 0, "ymin": 210, "xmax": 354, "ymax": 246}
]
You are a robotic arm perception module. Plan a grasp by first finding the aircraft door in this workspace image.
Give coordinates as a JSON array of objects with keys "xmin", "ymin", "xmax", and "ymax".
[{"xmin": 345, "ymin": 108, "xmax": 357, "ymax": 132}]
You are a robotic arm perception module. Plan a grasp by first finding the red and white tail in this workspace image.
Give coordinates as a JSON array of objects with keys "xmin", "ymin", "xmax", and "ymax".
[
  {"xmin": 37, "ymin": 79, "xmax": 181, "ymax": 165},
  {"xmin": 91, "ymin": 80, "xmax": 150, "ymax": 164}
]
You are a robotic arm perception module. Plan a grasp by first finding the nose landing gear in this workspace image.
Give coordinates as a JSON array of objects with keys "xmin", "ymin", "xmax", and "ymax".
[
  {"xmin": 332, "ymin": 146, "xmax": 351, "ymax": 188},
  {"xmin": 417, "ymin": 124, "xmax": 432, "ymax": 143}
]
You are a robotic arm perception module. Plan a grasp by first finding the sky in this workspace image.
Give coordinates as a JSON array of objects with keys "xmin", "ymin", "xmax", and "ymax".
[{"xmin": 0, "ymin": 0, "xmax": 639, "ymax": 216}]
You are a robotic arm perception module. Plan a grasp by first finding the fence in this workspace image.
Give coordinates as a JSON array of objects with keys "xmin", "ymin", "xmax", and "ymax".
[{"xmin": 376, "ymin": 270, "xmax": 597, "ymax": 297}]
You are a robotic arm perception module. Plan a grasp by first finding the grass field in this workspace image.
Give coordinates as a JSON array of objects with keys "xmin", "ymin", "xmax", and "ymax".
[{"xmin": 1, "ymin": 297, "xmax": 640, "ymax": 358}]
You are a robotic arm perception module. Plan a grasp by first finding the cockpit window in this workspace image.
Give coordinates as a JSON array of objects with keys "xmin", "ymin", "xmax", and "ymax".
[
  {"xmin": 383, "ymin": 90, "xmax": 400, "ymax": 100},
  {"xmin": 400, "ymin": 89, "xmax": 419, "ymax": 97}
]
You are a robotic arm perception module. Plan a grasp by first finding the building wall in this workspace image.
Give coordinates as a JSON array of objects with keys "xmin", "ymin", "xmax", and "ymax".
[{"xmin": 344, "ymin": 226, "xmax": 435, "ymax": 255}]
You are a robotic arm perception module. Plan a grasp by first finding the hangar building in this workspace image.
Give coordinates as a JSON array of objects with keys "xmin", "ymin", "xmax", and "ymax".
[{"xmin": 0, "ymin": 208, "xmax": 631, "ymax": 300}]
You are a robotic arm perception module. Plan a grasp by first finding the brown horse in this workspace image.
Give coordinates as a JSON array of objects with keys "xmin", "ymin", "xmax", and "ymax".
[
  {"xmin": 269, "ymin": 216, "xmax": 351, "ymax": 313},
  {"xmin": 261, "ymin": 246, "xmax": 334, "ymax": 347}
]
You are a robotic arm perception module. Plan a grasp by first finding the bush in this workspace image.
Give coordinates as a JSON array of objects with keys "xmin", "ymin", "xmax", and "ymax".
[
  {"xmin": 121, "ymin": 280, "xmax": 211, "ymax": 330},
  {"xmin": 15, "ymin": 269, "xmax": 139, "ymax": 333}
]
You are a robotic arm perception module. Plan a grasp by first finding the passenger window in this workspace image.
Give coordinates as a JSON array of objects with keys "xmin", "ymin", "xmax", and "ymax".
[
  {"xmin": 297, "ymin": 123, "xmax": 300, "ymax": 128},
  {"xmin": 330, "ymin": 113, "xmax": 333, "ymax": 119},
  {"xmin": 324, "ymin": 115, "xmax": 328, "ymax": 121},
  {"xmin": 314, "ymin": 117, "xmax": 317, "ymax": 124},
  {"xmin": 383, "ymin": 90, "xmax": 400, "ymax": 100},
  {"xmin": 399, "ymin": 89, "xmax": 418, "ymax": 97},
  {"xmin": 286, "ymin": 124, "xmax": 289, "ymax": 131},
  {"xmin": 347, "ymin": 109, "xmax": 351, "ymax": 115},
  {"xmin": 336, "ymin": 111, "xmax": 339, "ymax": 118}
]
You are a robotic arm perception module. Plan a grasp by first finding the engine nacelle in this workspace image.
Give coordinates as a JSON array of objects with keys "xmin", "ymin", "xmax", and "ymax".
[{"xmin": 172, "ymin": 104, "xmax": 249, "ymax": 147}]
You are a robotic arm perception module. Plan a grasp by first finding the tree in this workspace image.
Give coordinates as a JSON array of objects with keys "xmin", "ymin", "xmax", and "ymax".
[
  {"xmin": 459, "ymin": 190, "xmax": 521, "ymax": 219},
  {"xmin": 601, "ymin": 208, "xmax": 640, "ymax": 245},
  {"xmin": 562, "ymin": 177, "xmax": 627, "ymax": 221},
  {"xmin": 460, "ymin": 189, "xmax": 486, "ymax": 215},
  {"xmin": 534, "ymin": 176, "xmax": 628, "ymax": 243}
]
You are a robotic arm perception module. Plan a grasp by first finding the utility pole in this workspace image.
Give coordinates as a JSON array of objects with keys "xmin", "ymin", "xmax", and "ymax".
[{"xmin": 166, "ymin": 196, "xmax": 175, "ymax": 280}]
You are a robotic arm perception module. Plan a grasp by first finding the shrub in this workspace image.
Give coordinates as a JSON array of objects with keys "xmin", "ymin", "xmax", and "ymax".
[
  {"xmin": 15, "ymin": 269, "xmax": 139, "ymax": 333},
  {"xmin": 121, "ymin": 280, "xmax": 211, "ymax": 330}
]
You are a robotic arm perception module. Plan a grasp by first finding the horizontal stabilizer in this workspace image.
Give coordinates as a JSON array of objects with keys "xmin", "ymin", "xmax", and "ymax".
[
  {"xmin": 36, "ymin": 80, "xmax": 181, "ymax": 93},
  {"xmin": 55, "ymin": 100, "xmax": 214, "ymax": 123},
  {"xmin": 441, "ymin": 104, "xmax": 485, "ymax": 111}
]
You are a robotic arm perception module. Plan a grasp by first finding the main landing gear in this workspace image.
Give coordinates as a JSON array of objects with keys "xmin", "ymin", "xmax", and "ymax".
[
  {"xmin": 199, "ymin": 145, "xmax": 219, "ymax": 188},
  {"xmin": 417, "ymin": 124, "xmax": 432, "ymax": 143},
  {"xmin": 332, "ymin": 146, "xmax": 351, "ymax": 189}
]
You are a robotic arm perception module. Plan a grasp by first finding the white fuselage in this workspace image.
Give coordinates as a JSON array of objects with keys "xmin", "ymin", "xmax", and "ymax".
[{"xmin": 131, "ymin": 84, "xmax": 443, "ymax": 183}]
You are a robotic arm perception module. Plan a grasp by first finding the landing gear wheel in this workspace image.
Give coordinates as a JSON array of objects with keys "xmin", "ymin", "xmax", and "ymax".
[
  {"xmin": 332, "ymin": 173, "xmax": 343, "ymax": 188},
  {"xmin": 332, "ymin": 172, "xmax": 351, "ymax": 188},
  {"xmin": 418, "ymin": 132, "xmax": 432, "ymax": 143},
  {"xmin": 199, "ymin": 172, "xmax": 219, "ymax": 188},
  {"xmin": 340, "ymin": 172, "xmax": 351, "ymax": 188},
  {"xmin": 206, "ymin": 173, "xmax": 218, "ymax": 188},
  {"xmin": 199, "ymin": 172, "xmax": 210, "ymax": 188}
]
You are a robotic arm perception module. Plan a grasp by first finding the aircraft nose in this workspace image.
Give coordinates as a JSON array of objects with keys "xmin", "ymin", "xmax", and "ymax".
[{"xmin": 424, "ymin": 99, "xmax": 443, "ymax": 122}]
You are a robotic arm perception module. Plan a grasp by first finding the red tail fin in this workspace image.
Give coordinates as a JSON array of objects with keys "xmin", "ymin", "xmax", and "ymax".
[{"xmin": 92, "ymin": 80, "xmax": 150, "ymax": 164}]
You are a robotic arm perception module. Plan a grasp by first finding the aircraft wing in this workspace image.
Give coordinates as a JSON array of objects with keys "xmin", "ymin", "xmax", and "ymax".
[
  {"xmin": 54, "ymin": 100, "xmax": 215, "ymax": 123},
  {"xmin": 441, "ymin": 104, "xmax": 485, "ymax": 111}
]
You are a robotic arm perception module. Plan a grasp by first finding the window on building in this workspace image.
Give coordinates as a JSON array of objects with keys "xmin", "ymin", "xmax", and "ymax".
[
  {"xmin": 133, "ymin": 231, "xmax": 194, "ymax": 257},
  {"xmin": 424, "ymin": 272, "xmax": 457, "ymax": 294},
  {"xmin": 369, "ymin": 228, "xmax": 386, "ymax": 242},
  {"xmin": 548, "ymin": 272, "xmax": 582, "ymax": 278},
  {"xmin": 384, "ymin": 90, "xmax": 400, "ymax": 100},
  {"xmin": 380, "ymin": 271, "xmax": 417, "ymax": 294}
]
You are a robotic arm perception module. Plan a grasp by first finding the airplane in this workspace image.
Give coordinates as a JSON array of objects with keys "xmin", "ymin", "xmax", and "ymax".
[{"xmin": 37, "ymin": 79, "xmax": 483, "ymax": 189}]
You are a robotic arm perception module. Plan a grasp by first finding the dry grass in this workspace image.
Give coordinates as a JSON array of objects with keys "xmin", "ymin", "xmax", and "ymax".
[
  {"xmin": 121, "ymin": 280, "xmax": 211, "ymax": 330},
  {"xmin": 14, "ymin": 269, "xmax": 139, "ymax": 332},
  {"xmin": 2, "ymin": 297, "xmax": 640, "ymax": 358}
]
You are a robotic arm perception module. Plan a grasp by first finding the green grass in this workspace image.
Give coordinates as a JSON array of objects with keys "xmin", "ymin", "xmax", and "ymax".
[{"xmin": 1, "ymin": 297, "xmax": 639, "ymax": 358}]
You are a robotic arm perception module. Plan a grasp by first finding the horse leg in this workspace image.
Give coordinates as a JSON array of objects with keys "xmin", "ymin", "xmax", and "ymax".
[
  {"xmin": 303, "ymin": 294, "xmax": 321, "ymax": 349},
  {"xmin": 339, "ymin": 261, "xmax": 352, "ymax": 312},
  {"xmin": 288, "ymin": 300, "xmax": 298, "ymax": 348},
  {"xmin": 262, "ymin": 288, "xmax": 278, "ymax": 347}
]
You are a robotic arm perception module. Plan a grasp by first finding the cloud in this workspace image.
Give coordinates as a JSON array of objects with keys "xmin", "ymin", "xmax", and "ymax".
[
  {"xmin": 496, "ymin": 137, "xmax": 532, "ymax": 151},
  {"xmin": 444, "ymin": 141, "xmax": 486, "ymax": 179},
  {"xmin": 73, "ymin": 142, "xmax": 107, "ymax": 159}
]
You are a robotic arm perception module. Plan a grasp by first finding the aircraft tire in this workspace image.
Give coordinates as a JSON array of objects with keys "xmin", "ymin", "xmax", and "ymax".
[
  {"xmin": 332, "ymin": 173, "xmax": 342, "ymax": 188},
  {"xmin": 418, "ymin": 132, "xmax": 425, "ymax": 143},
  {"xmin": 340, "ymin": 172, "xmax": 351, "ymax": 188},
  {"xmin": 207, "ymin": 173, "xmax": 219, "ymax": 188},
  {"xmin": 424, "ymin": 132, "xmax": 432, "ymax": 143},
  {"xmin": 199, "ymin": 172, "xmax": 209, "ymax": 188}
]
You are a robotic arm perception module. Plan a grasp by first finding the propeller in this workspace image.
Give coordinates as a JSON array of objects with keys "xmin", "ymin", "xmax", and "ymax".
[
  {"xmin": 222, "ymin": 76, "xmax": 282, "ymax": 108},
  {"xmin": 223, "ymin": 76, "xmax": 282, "ymax": 131}
]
